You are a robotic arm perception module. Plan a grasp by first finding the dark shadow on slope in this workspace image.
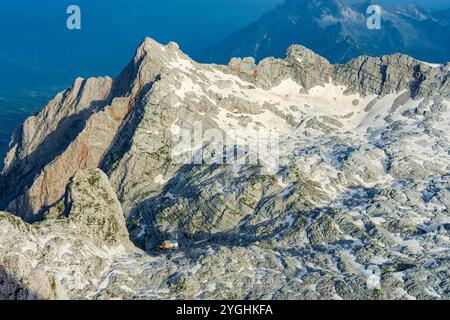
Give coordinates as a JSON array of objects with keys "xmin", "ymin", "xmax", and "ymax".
[
  {"xmin": 126, "ymin": 162, "xmax": 309, "ymax": 254},
  {"xmin": 410, "ymin": 65, "xmax": 427, "ymax": 98},
  {"xmin": 129, "ymin": 170, "xmax": 384, "ymax": 261},
  {"xmin": 177, "ymin": 186, "xmax": 381, "ymax": 259},
  {"xmin": 0, "ymin": 266, "xmax": 41, "ymax": 300},
  {"xmin": 0, "ymin": 99, "xmax": 105, "ymax": 220},
  {"xmin": 125, "ymin": 163, "xmax": 216, "ymax": 252},
  {"xmin": 0, "ymin": 59, "xmax": 143, "ymax": 221},
  {"xmin": 100, "ymin": 78, "xmax": 159, "ymax": 179}
]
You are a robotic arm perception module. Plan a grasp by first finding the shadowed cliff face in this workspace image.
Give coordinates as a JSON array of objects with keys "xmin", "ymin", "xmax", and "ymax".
[
  {"xmin": 0, "ymin": 38, "xmax": 449, "ymax": 299},
  {"xmin": 0, "ymin": 42, "xmax": 163, "ymax": 221},
  {"xmin": 0, "ymin": 267, "xmax": 41, "ymax": 300}
]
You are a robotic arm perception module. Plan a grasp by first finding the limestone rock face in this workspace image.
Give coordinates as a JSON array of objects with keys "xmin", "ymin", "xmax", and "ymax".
[
  {"xmin": 0, "ymin": 38, "xmax": 449, "ymax": 299},
  {"xmin": 3, "ymin": 76, "xmax": 113, "ymax": 173},
  {"xmin": 334, "ymin": 54, "xmax": 450, "ymax": 97},
  {"xmin": 0, "ymin": 169, "xmax": 133, "ymax": 299},
  {"xmin": 0, "ymin": 76, "xmax": 115, "ymax": 220}
]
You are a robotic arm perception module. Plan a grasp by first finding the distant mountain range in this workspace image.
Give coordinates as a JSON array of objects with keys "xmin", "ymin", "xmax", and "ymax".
[{"xmin": 202, "ymin": 0, "xmax": 450, "ymax": 64}]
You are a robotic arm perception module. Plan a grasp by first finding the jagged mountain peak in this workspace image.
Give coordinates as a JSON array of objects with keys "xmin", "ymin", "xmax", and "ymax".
[
  {"xmin": 286, "ymin": 44, "xmax": 331, "ymax": 65},
  {"xmin": 134, "ymin": 38, "xmax": 184, "ymax": 63}
]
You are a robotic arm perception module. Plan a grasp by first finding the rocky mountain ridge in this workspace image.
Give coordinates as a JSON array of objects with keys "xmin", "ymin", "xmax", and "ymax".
[{"xmin": 0, "ymin": 38, "xmax": 449, "ymax": 299}]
